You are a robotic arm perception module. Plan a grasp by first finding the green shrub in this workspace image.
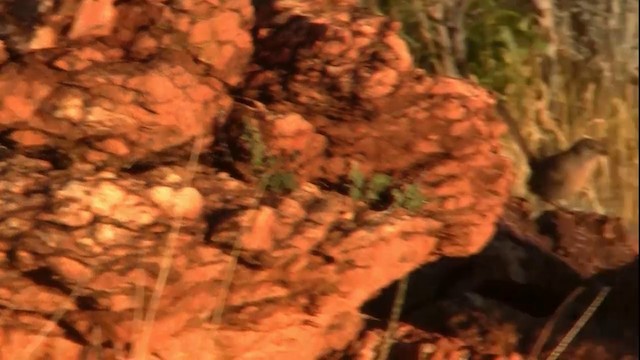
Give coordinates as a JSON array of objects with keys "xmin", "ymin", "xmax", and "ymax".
[
  {"xmin": 349, "ymin": 163, "xmax": 425, "ymax": 212},
  {"xmin": 391, "ymin": 184, "xmax": 426, "ymax": 213},
  {"xmin": 242, "ymin": 120, "xmax": 297, "ymax": 195}
]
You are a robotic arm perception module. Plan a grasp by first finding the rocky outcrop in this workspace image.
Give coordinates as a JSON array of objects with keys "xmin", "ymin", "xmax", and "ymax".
[
  {"xmin": 352, "ymin": 198, "xmax": 637, "ymax": 359},
  {"xmin": 0, "ymin": 0, "xmax": 635, "ymax": 359}
]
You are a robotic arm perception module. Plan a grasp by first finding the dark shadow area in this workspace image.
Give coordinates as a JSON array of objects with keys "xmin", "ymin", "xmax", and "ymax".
[
  {"xmin": 20, "ymin": 267, "xmax": 73, "ymax": 295},
  {"xmin": 24, "ymin": 146, "xmax": 73, "ymax": 170},
  {"xmin": 360, "ymin": 231, "xmax": 585, "ymax": 332}
]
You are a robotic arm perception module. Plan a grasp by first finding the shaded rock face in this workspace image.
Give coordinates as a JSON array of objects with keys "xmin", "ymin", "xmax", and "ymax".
[
  {"xmin": 355, "ymin": 198, "xmax": 637, "ymax": 360},
  {"xmin": 0, "ymin": 1, "xmax": 635, "ymax": 360}
]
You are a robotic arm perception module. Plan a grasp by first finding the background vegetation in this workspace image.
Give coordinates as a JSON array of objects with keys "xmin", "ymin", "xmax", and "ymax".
[{"xmin": 363, "ymin": 0, "xmax": 638, "ymax": 226}]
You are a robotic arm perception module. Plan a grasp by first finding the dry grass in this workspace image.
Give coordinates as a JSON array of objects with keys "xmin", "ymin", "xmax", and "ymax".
[
  {"xmin": 376, "ymin": 276, "xmax": 409, "ymax": 360},
  {"xmin": 133, "ymin": 136, "xmax": 206, "ymax": 359},
  {"xmin": 513, "ymin": 0, "xmax": 638, "ymax": 224},
  {"xmin": 545, "ymin": 287, "xmax": 611, "ymax": 360}
]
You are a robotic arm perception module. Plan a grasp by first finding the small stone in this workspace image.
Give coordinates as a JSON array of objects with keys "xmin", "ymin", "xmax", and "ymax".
[
  {"xmin": 47, "ymin": 256, "xmax": 93, "ymax": 283},
  {"xmin": 68, "ymin": 0, "xmax": 117, "ymax": 39},
  {"xmin": 240, "ymin": 207, "xmax": 276, "ymax": 251},
  {"xmin": 90, "ymin": 182, "xmax": 127, "ymax": 217},
  {"xmin": 172, "ymin": 187, "xmax": 204, "ymax": 220}
]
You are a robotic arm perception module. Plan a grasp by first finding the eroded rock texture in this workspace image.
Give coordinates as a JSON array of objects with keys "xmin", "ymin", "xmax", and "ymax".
[
  {"xmin": 0, "ymin": 0, "xmax": 636, "ymax": 359},
  {"xmin": 352, "ymin": 198, "xmax": 637, "ymax": 360}
]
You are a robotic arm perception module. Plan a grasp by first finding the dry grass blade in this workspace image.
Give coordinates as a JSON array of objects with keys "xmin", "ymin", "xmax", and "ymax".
[
  {"xmin": 376, "ymin": 275, "xmax": 409, "ymax": 360},
  {"xmin": 528, "ymin": 286, "xmax": 585, "ymax": 359},
  {"xmin": 207, "ymin": 224, "xmax": 244, "ymax": 329},
  {"xmin": 18, "ymin": 286, "xmax": 82, "ymax": 360},
  {"xmin": 134, "ymin": 137, "xmax": 204, "ymax": 360},
  {"xmin": 204, "ymin": 186, "xmax": 266, "ymax": 342},
  {"xmin": 545, "ymin": 286, "xmax": 612, "ymax": 360}
]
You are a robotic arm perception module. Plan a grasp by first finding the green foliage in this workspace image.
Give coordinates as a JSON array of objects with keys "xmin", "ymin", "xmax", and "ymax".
[
  {"xmin": 260, "ymin": 169, "xmax": 297, "ymax": 194},
  {"xmin": 348, "ymin": 163, "xmax": 425, "ymax": 212},
  {"xmin": 366, "ymin": 173, "xmax": 393, "ymax": 203},
  {"xmin": 242, "ymin": 119, "xmax": 297, "ymax": 195},
  {"xmin": 348, "ymin": 163, "xmax": 367, "ymax": 200},
  {"xmin": 348, "ymin": 165, "xmax": 392, "ymax": 204},
  {"xmin": 391, "ymin": 184, "xmax": 426, "ymax": 213},
  {"xmin": 241, "ymin": 119, "xmax": 267, "ymax": 169},
  {"xmin": 362, "ymin": 0, "xmax": 547, "ymax": 92},
  {"xmin": 464, "ymin": 0, "xmax": 547, "ymax": 92}
]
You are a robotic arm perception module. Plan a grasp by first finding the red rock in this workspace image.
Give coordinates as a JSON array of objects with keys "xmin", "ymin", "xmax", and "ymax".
[
  {"xmin": 383, "ymin": 34, "xmax": 413, "ymax": 72},
  {"xmin": 6, "ymin": 2, "xmax": 627, "ymax": 359},
  {"xmin": 8, "ymin": 130, "xmax": 49, "ymax": 147},
  {"xmin": 0, "ymin": 41, "xmax": 7, "ymax": 64},
  {"xmin": 3, "ymin": 95, "xmax": 35, "ymax": 119},
  {"xmin": 69, "ymin": 0, "xmax": 117, "ymax": 39},
  {"xmin": 46, "ymin": 256, "xmax": 94, "ymax": 283},
  {"xmin": 29, "ymin": 26, "xmax": 57, "ymax": 50},
  {"xmin": 96, "ymin": 138, "xmax": 131, "ymax": 156},
  {"xmin": 240, "ymin": 207, "xmax": 277, "ymax": 251},
  {"xmin": 360, "ymin": 66, "xmax": 399, "ymax": 99}
]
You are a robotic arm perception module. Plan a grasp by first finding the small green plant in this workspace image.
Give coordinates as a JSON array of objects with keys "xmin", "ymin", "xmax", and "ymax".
[
  {"xmin": 259, "ymin": 158, "xmax": 297, "ymax": 194},
  {"xmin": 242, "ymin": 119, "xmax": 297, "ymax": 194},
  {"xmin": 465, "ymin": 0, "xmax": 547, "ymax": 92},
  {"xmin": 366, "ymin": 173, "xmax": 393, "ymax": 203},
  {"xmin": 391, "ymin": 183, "xmax": 426, "ymax": 213},
  {"xmin": 348, "ymin": 164, "xmax": 392, "ymax": 205},
  {"xmin": 348, "ymin": 163, "xmax": 366, "ymax": 200},
  {"xmin": 348, "ymin": 163, "xmax": 425, "ymax": 212},
  {"xmin": 241, "ymin": 119, "xmax": 267, "ymax": 169},
  {"xmin": 259, "ymin": 171, "xmax": 297, "ymax": 194}
]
